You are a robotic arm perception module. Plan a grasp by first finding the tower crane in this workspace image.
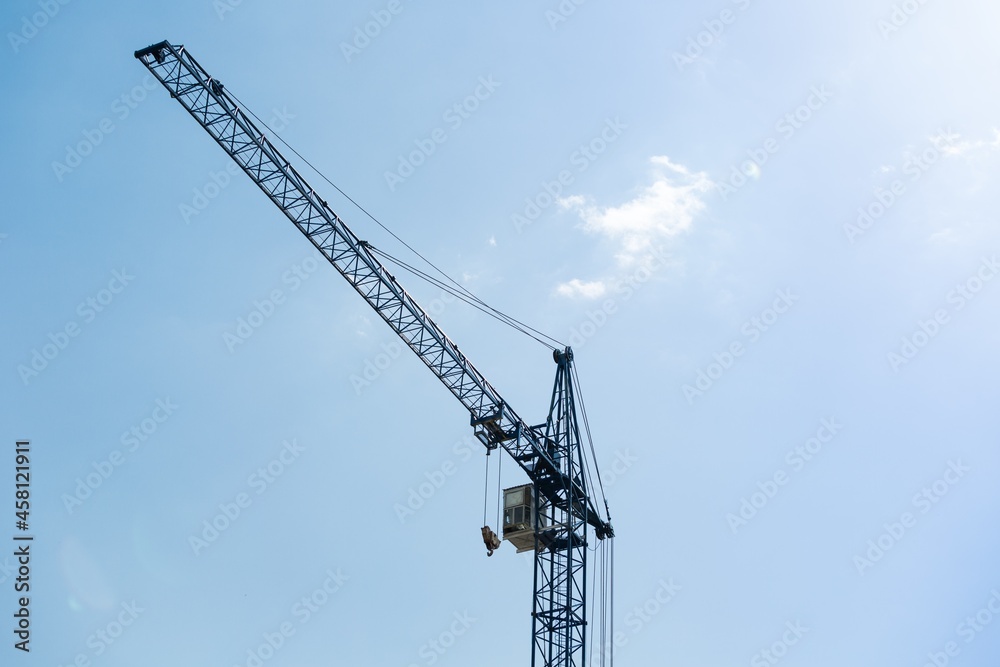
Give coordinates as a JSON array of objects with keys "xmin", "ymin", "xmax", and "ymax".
[{"xmin": 135, "ymin": 40, "xmax": 614, "ymax": 667}]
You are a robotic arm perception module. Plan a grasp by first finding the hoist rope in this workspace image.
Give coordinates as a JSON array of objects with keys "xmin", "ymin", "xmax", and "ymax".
[
  {"xmin": 606, "ymin": 537, "xmax": 615, "ymax": 667},
  {"xmin": 571, "ymin": 363, "xmax": 609, "ymax": 522},
  {"xmin": 496, "ymin": 450, "xmax": 503, "ymax": 529},
  {"xmin": 591, "ymin": 542, "xmax": 608, "ymax": 667},
  {"xmin": 372, "ymin": 246, "xmax": 563, "ymax": 350},
  {"xmin": 589, "ymin": 539, "xmax": 600, "ymax": 663},
  {"xmin": 230, "ymin": 90, "xmax": 565, "ymax": 352},
  {"xmin": 482, "ymin": 451, "xmax": 491, "ymax": 527}
]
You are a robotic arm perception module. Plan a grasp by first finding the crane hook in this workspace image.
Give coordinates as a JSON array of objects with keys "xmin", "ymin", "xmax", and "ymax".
[{"xmin": 481, "ymin": 525, "xmax": 500, "ymax": 557}]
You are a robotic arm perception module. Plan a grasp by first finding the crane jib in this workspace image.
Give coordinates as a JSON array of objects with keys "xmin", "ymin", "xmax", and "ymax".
[{"xmin": 133, "ymin": 40, "xmax": 611, "ymax": 540}]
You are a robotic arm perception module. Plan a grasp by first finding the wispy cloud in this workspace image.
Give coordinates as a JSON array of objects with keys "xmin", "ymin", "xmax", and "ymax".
[
  {"xmin": 930, "ymin": 128, "xmax": 1000, "ymax": 157},
  {"xmin": 555, "ymin": 279, "xmax": 608, "ymax": 300},
  {"xmin": 554, "ymin": 156, "xmax": 710, "ymax": 299},
  {"xmin": 560, "ymin": 156, "xmax": 711, "ymax": 264},
  {"xmin": 928, "ymin": 227, "xmax": 957, "ymax": 245}
]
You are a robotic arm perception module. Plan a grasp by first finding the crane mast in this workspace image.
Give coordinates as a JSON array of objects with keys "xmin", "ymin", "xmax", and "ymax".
[{"xmin": 135, "ymin": 41, "xmax": 613, "ymax": 667}]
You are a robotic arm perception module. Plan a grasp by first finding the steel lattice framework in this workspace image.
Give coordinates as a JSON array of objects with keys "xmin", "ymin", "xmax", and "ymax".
[
  {"xmin": 532, "ymin": 349, "xmax": 588, "ymax": 666},
  {"xmin": 136, "ymin": 40, "xmax": 612, "ymax": 667}
]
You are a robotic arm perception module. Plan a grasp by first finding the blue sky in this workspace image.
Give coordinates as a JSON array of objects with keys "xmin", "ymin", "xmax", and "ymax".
[{"xmin": 3, "ymin": 1, "xmax": 1000, "ymax": 665}]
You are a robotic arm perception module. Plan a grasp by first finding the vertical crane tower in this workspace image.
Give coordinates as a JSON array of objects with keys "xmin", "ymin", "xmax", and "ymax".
[{"xmin": 135, "ymin": 41, "xmax": 614, "ymax": 667}]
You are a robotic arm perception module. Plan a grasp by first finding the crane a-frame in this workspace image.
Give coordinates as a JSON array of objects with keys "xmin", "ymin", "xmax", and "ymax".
[{"xmin": 136, "ymin": 40, "xmax": 614, "ymax": 667}]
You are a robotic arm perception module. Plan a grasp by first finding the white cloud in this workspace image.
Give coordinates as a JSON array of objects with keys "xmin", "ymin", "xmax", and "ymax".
[
  {"xmin": 559, "ymin": 155, "xmax": 712, "ymax": 265},
  {"xmin": 551, "ymin": 156, "xmax": 708, "ymax": 300},
  {"xmin": 555, "ymin": 279, "xmax": 608, "ymax": 300},
  {"xmin": 558, "ymin": 195, "xmax": 587, "ymax": 210},
  {"xmin": 930, "ymin": 128, "xmax": 1000, "ymax": 157},
  {"xmin": 353, "ymin": 313, "xmax": 372, "ymax": 337},
  {"xmin": 928, "ymin": 227, "xmax": 957, "ymax": 245}
]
